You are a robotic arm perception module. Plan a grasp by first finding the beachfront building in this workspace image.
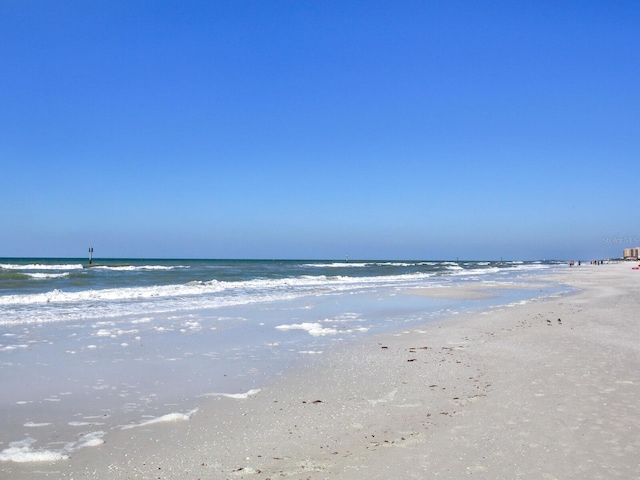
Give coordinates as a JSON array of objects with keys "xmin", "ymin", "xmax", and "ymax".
[{"xmin": 623, "ymin": 247, "xmax": 640, "ymax": 259}]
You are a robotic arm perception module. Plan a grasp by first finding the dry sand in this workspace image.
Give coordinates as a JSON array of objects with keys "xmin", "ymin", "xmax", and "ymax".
[{"xmin": 5, "ymin": 263, "xmax": 639, "ymax": 479}]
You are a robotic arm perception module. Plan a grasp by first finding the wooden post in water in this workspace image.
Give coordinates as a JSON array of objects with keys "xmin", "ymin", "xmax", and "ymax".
[{"xmin": 89, "ymin": 247, "xmax": 93, "ymax": 265}]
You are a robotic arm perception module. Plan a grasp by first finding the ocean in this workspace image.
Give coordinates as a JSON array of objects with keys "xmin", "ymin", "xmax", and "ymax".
[{"xmin": 0, "ymin": 258, "xmax": 567, "ymax": 462}]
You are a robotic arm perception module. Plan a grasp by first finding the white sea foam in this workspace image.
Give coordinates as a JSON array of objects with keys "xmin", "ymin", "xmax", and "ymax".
[
  {"xmin": 275, "ymin": 320, "xmax": 368, "ymax": 337},
  {"xmin": 333, "ymin": 312, "xmax": 361, "ymax": 322},
  {"xmin": 0, "ymin": 263, "xmax": 83, "ymax": 271},
  {"xmin": 0, "ymin": 432, "xmax": 105, "ymax": 463},
  {"xmin": 23, "ymin": 422, "xmax": 52, "ymax": 428},
  {"xmin": 93, "ymin": 265, "xmax": 188, "ymax": 271},
  {"xmin": 200, "ymin": 389, "xmax": 261, "ymax": 399},
  {"xmin": 0, "ymin": 344, "xmax": 28, "ymax": 352},
  {"xmin": 0, "ymin": 438, "xmax": 68, "ymax": 462},
  {"xmin": 92, "ymin": 328, "xmax": 138, "ymax": 338},
  {"xmin": 302, "ymin": 262, "xmax": 422, "ymax": 268},
  {"xmin": 131, "ymin": 317, "xmax": 153, "ymax": 324},
  {"xmin": 121, "ymin": 409, "xmax": 198, "ymax": 429},
  {"xmin": 25, "ymin": 272, "xmax": 70, "ymax": 279},
  {"xmin": 275, "ymin": 322, "xmax": 338, "ymax": 336},
  {"xmin": 67, "ymin": 431, "xmax": 106, "ymax": 450},
  {"xmin": 302, "ymin": 262, "xmax": 370, "ymax": 268},
  {"xmin": 445, "ymin": 265, "xmax": 464, "ymax": 270}
]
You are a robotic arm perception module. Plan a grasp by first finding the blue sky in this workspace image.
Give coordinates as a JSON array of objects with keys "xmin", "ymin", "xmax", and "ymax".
[{"xmin": 1, "ymin": 1, "xmax": 638, "ymax": 260}]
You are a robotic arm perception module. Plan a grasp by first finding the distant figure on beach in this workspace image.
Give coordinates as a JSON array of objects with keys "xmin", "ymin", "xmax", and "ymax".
[{"xmin": 569, "ymin": 261, "xmax": 574, "ymax": 267}]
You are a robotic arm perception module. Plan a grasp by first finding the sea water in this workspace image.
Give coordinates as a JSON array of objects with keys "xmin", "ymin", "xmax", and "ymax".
[{"xmin": 0, "ymin": 258, "xmax": 567, "ymax": 462}]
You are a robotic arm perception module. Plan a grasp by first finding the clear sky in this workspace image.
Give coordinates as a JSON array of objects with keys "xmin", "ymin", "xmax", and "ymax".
[{"xmin": 1, "ymin": 1, "xmax": 638, "ymax": 261}]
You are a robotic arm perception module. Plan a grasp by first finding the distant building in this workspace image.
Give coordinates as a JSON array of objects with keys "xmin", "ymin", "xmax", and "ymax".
[{"xmin": 623, "ymin": 247, "xmax": 640, "ymax": 259}]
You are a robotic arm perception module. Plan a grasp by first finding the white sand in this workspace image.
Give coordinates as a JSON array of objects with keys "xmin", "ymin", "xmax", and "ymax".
[{"xmin": 5, "ymin": 263, "xmax": 639, "ymax": 479}]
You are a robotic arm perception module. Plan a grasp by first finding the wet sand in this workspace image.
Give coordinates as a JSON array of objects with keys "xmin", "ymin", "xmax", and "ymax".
[{"xmin": 5, "ymin": 263, "xmax": 639, "ymax": 479}]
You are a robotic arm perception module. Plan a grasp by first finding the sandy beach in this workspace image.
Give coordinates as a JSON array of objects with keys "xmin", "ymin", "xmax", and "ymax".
[{"xmin": 4, "ymin": 262, "xmax": 639, "ymax": 479}]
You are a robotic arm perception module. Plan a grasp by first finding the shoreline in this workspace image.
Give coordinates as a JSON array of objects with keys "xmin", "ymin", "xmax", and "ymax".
[{"xmin": 4, "ymin": 263, "xmax": 639, "ymax": 479}]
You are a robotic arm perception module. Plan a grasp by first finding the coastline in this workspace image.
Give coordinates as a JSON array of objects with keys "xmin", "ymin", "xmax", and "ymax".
[{"xmin": 5, "ymin": 263, "xmax": 639, "ymax": 479}]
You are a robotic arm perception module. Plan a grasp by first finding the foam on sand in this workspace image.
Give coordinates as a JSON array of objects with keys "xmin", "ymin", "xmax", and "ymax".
[
  {"xmin": 0, "ymin": 439, "xmax": 69, "ymax": 463},
  {"xmin": 200, "ymin": 388, "xmax": 261, "ymax": 399},
  {"xmin": 120, "ymin": 409, "xmax": 198, "ymax": 430},
  {"xmin": 0, "ymin": 431, "xmax": 105, "ymax": 463}
]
